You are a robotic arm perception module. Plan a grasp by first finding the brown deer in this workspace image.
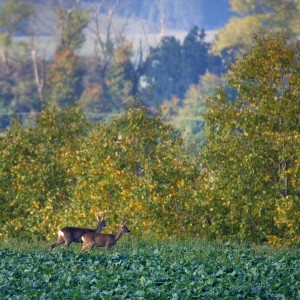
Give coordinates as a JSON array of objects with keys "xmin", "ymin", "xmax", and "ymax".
[
  {"xmin": 81, "ymin": 220, "xmax": 130, "ymax": 252},
  {"xmin": 50, "ymin": 213, "xmax": 106, "ymax": 249}
]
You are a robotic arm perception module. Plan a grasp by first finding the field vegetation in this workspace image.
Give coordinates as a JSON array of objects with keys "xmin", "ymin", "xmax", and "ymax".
[{"xmin": 1, "ymin": 237, "xmax": 300, "ymax": 299}]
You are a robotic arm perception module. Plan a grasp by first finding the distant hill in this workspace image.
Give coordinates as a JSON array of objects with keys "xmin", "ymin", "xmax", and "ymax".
[
  {"xmin": 4, "ymin": 0, "xmax": 232, "ymax": 33},
  {"xmin": 8, "ymin": 0, "xmax": 232, "ymax": 57},
  {"xmin": 81, "ymin": 0, "xmax": 232, "ymax": 31}
]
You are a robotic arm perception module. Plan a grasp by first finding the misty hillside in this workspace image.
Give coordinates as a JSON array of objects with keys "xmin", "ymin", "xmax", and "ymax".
[
  {"xmin": 84, "ymin": 0, "xmax": 232, "ymax": 31},
  {"xmin": 6, "ymin": 0, "xmax": 232, "ymax": 57},
  {"xmin": 4, "ymin": 0, "xmax": 232, "ymax": 34}
]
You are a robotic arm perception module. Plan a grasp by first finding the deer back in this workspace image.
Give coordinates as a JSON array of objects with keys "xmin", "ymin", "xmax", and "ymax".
[
  {"xmin": 59, "ymin": 213, "xmax": 106, "ymax": 241},
  {"xmin": 60, "ymin": 227, "xmax": 96, "ymax": 242},
  {"xmin": 83, "ymin": 233, "xmax": 116, "ymax": 247}
]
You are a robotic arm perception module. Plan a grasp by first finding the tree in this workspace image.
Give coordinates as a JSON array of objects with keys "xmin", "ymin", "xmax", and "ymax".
[
  {"xmin": 0, "ymin": 0, "xmax": 36, "ymax": 128},
  {"xmin": 64, "ymin": 103, "xmax": 202, "ymax": 238},
  {"xmin": 55, "ymin": 6, "xmax": 89, "ymax": 53},
  {"xmin": 0, "ymin": 0, "xmax": 33, "ymax": 50},
  {"xmin": 212, "ymin": 0, "xmax": 300, "ymax": 55},
  {"xmin": 80, "ymin": 7, "xmax": 133, "ymax": 117},
  {"xmin": 82, "ymin": 42, "xmax": 133, "ymax": 116},
  {"xmin": 145, "ymin": 36, "xmax": 185, "ymax": 105},
  {"xmin": 182, "ymin": 27, "xmax": 209, "ymax": 85},
  {"xmin": 44, "ymin": 7, "xmax": 88, "ymax": 107},
  {"xmin": 145, "ymin": 28, "xmax": 225, "ymax": 106},
  {"xmin": 45, "ymin": 49, "xmax": 85, "ymax": 107},
  {"xmin": 0, "ymin": 106, "xmax": 90, "ymax": 240},
  {"xmin": 202, "ymin": 35, "xmax": 300, "ymax": 244},
  {"xmin": 173, "ymin": 72, "xmax": 228, "ymax": 145},
  {"xmin": 0, "ymin": 104, "xmax": 205, "ymax": 240}
]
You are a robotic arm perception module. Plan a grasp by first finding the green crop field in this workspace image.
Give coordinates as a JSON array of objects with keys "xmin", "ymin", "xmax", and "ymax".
[{"xmin": 0, "ymin": 237, "xmax": 299, "ymax": 299}]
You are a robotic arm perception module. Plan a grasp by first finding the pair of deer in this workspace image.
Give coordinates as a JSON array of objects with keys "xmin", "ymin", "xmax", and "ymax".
[{"xmin": 50, "ymin": 213, "xmax": 130, "ymax": 251}]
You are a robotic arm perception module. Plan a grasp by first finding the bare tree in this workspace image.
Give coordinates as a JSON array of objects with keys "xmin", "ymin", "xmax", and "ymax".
[{"xmin": 30, "ymin": 39, "xmax": 46, "ymax": 103}]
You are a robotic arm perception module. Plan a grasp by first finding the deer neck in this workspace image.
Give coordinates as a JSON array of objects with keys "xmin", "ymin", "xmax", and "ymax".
[
  {"xmin": 95, "ymin": 223, "xmax": 103, "ymax": 233},
  {"xmin": 114, "ymin": 229, "xmax": 124, "ymax": 242}
]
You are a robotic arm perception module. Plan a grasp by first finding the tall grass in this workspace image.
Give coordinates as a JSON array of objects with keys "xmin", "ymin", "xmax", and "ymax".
[{"xmin": 0, "ymin": 234, "xmax": 286, "ymax": 257}]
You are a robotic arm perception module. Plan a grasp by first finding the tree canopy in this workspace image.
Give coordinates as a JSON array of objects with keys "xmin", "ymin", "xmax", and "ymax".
[
  {"xmin": 145, "ymin": 27, "xmax": 224, "ymax": 106},
  {"xmin": 203, "ymin": 35, "xmax": 300, "ymax": 244},
  {"xmin": 212, "ymin": 0, "xmax": 300, "ymax": 55}
]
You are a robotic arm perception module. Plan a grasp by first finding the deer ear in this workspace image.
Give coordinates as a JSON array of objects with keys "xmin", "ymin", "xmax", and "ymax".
[
  {"xmin": 102, "ymin": 212, "xmax": 106, "ymax": 219},
  {"xmin": 96, "ymin": 214, "xmax": 101, "ymax": 220}
]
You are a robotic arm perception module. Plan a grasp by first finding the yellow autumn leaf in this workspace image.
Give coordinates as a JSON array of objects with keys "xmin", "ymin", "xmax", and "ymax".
[{"xmin": 177, "ymin": 179, "xmax": 185, "ymax": 188}]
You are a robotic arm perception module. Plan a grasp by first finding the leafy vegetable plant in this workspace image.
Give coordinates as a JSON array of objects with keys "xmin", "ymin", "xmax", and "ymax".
[{"xmin": 0, "ymin": 238, "xmax": 299, "ymax": 299}]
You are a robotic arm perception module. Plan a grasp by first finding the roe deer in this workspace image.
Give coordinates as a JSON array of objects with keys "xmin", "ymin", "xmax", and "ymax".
[
  {"xmin": 50, "ymin": 213, "xmax": 106, "ymax": 249},
  {"xmin": 81, "ymin": 220, "xmax": 130, "ymax": 252}
]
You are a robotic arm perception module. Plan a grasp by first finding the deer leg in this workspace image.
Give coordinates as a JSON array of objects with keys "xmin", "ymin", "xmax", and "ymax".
[
  {"xmin": 81, "ymin": 244, "xmax": 87, "ymax": 252},
  {"xmin": 51, "ymin": 238, "xmax": 64, "ymax": 249},
  {"xmin": 64, "ymin": 240, "xmax": 72, "ymax": 248},
  {"xmin": 86, "ymin": 244, "xmax": 94, "ymax": 252}
]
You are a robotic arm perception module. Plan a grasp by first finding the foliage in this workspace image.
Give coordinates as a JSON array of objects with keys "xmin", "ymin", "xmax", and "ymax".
[
  {"xmin": 0, "ymin": 106, "xmax": 90, "ymax": 240},
  {"xmin": 0, "ymin": 0, "xmax": 36, "ymax": 129},
  {"xmin": 202, "ymin": 35, "xmax": 300, "ymax": 245},
  {"xmin": 182, "ymin": 27, "xmax": 223, "ymax": 82},
  {"xmin": 45, "ymin": 49, "xmax": 85, "ymax": 107},
  {"xmin": 0, "ymin": 104, "xmax": 204, "ymax": 240},
  {"xmin": 0, "ymin": 2, "xmax": 226, "ymax": 131},
  {"xmin": 171, "ymin": 72, "xmax": 228, "ymax": 145},
  {"xmin": 145, "ymin": 36, "xmax": 185, "ymax": 105},
  {"xmin": 2, "ymin": 2, "xmax": 300, "ymax": 247},
  {"xmin": 81, "ymin": 42, "xmax": 133, "ymax": 116},
  {"xmin": 52, "ymin": 103, "xmax": 202, "ymax": 238},
  {"xmin": 43, "ymin": 7, "xmax": 88, "ymax": 107},
  {"xmin": 0, "ymin": 239, "xmax": 300, "ymax": 299},
  {"xmin": 2, "ymin": 34, "xmax": 300, "ymax": 246},
  {"xmin": 212, "ymin": 0, "xmax": 300, "ymax": 55},
  {"xmin": 55, "ymin": 7, "xmax": 89, "ymax": 52},
  {"xmin": 145, "ymin": 27, "xmax": 225, "ymax": 105},
  {"xmin": 0, "ymin": 0, "xmax": 34, "ymax": 36}
]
